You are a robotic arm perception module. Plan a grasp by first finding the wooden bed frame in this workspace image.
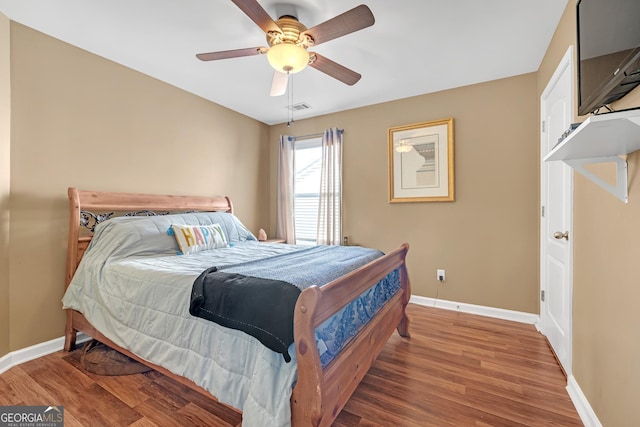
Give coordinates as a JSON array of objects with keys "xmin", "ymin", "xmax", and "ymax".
[{"xmin": 63, "ymin": 187, "xmax": 411, "ymax": 427}]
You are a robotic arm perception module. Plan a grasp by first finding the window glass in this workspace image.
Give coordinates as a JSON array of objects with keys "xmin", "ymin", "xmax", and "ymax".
[{"xmin": 294, "ymin": 138, "xmax": 322, "ymax": 245}]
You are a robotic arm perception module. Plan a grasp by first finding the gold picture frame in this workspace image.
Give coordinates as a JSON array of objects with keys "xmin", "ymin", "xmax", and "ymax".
[{"xmin": 388, "ymin": 118, "xmax": 454, "ymax": 203}]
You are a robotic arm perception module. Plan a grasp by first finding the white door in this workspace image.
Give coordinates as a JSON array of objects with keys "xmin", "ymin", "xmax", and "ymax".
[{"xmin": 540, "ymin": 46, "xmax": 574, "ymax": 375}]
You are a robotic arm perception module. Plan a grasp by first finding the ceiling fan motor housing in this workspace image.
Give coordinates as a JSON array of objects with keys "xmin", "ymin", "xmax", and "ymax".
[{"xmin": 266, "ymin": 15, "xmax": 314, "ymax": 48}]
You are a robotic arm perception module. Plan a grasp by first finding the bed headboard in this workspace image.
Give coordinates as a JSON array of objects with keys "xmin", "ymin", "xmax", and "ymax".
[{"xmin": 65, "ymin": 187, "xmax": 234, "ymax": 289}]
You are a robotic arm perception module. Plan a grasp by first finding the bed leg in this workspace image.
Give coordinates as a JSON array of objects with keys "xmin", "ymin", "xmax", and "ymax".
[
  {"xmin": 397, "ymin": 258, "xmax": 411, "ymax": 338},
  {"xmin": 397, "ymin": 313, "xmax": 410, "ymax": 338},
  {"xmin": 64, "ymin": 329, "xmax": 77, "ymax": 351},
  {"xmin": 64, "ymin": 310, "xmax": 77, "ymax": 351}
]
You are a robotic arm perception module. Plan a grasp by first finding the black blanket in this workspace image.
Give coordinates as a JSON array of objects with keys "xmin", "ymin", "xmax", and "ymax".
[{"xmin": 189, "ymin": 267, "xmax": 301, "ymax": 362}]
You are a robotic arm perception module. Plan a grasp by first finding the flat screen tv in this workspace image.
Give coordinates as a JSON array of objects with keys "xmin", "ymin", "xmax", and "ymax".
[{"xmin": 577, "ymin": 0, "xmax": 640, "ymax": 116}]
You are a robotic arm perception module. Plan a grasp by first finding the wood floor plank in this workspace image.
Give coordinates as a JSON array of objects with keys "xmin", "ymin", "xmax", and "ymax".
[
  {"xmin": 0, "ymin": 304, "xmax": 582, "ymax": 426},
  {"xmin": 148, "ymin": 371, "xmax": 242, "ymax": 426},
  {"xmin": 2, "ymin": 366, "xmax": 59, "ymax": 405},
  {"xmin": 62, "ymin": 348, "xmax": 153, "ymax": 408},
  {"xmin": 58, "ymin": 409, "xmax": 90, "ymax": 427},
  {"xmin": 127, "ymin": 417, "xmax": 161, "ymax": 427},
  {"xmin": 352, "ymin": 367, "xmax": 528, "ymax": 427},
  {"xmin": 176, "ymin": 402, "xmax": 236, "ymax": 427},
  {"xmin": 131, "ymin": 398, "xmax": 188, "ymax": 427},
  {"xmin": 58, "ymin": 383, "xmax": 143, "ymax": 426},
  {"xmin": 0, "ymin": 376, "xmax": 17, "ymax": 405},
  {"xmin": 19, "ymin": 350, "xmax": 94, "ymax": 392}
]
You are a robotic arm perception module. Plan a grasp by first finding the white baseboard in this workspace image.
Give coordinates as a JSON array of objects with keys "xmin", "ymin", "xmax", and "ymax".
[
  {"xmin": 410, "ymin": 295, "xmax": 540, "ymax": 325},
  {"xmin": 0, "ymin": 333, "xmax": 90, "ymax": 375},
  {"xmin": 567, "ymin": 375, "xmax": 603, "ymax": 427}
]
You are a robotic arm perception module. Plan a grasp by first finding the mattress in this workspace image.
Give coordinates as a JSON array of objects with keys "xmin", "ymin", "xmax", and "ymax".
[{"xmin": 62, "ymin": 213, "xmax": 400, "ymax": 426}]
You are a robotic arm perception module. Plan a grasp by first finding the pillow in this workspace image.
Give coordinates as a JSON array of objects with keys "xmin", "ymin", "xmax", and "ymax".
[
  {"xmin": 88, "ymin": 216, "xmax": 180, "ymax": 260},
  {"xmin": 170, "ymin": 223, "xmax": 228, "ymax": 255},
  {"xmin": 86, "ymin": 211, "xmax": 256, "ymax": 260}
]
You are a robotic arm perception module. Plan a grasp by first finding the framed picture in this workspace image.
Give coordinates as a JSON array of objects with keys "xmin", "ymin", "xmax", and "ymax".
[{"xmin": 388, "ymin": 118, "xmax": 454, "ymax": 203}]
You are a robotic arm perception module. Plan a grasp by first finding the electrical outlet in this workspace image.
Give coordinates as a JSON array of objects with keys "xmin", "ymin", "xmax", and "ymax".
[{"xmin": 437, "ymin": 269, "xmax": 445, "ymax": 282}]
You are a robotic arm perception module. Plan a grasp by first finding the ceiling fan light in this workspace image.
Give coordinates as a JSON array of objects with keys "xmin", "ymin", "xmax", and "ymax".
[{"xmin": 267, "ymin": 43, "xmax": 309, "ymax": 73}]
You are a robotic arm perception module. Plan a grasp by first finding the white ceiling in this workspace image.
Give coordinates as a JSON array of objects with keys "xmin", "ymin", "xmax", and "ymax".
[{"xmin": 0, "ymin": 0, "xmax": 568, "ymax": 125}]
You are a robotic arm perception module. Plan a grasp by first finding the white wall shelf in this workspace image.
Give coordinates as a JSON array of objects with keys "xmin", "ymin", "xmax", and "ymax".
[{"xmin": 543, "ymin": 108, "xmax": 640, "ymax": 203}]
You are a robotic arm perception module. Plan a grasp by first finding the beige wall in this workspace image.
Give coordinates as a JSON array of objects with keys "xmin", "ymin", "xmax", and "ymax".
[
  {"xmin": 270, "ymin": 74, "xmax": 540, "ymax": 313},
  {"xmin": 6, "ymin": 23, "xmax": 270, "ymax": 352},
  {"xmin": 0, "ymin": 12, "xmax": 10, "ymax": 357},
  {"xmin": 539, "ymin": 2, "xmax": 640, "ymax": 425}
]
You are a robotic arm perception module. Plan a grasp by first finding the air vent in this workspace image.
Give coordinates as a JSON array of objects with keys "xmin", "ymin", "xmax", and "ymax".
[{"xmin": 287, "ymin": 102, "xmax": 311, "ymax": 111}]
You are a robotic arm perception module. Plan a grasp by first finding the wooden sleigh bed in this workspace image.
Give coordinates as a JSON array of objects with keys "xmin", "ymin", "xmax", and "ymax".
[{"xmin": 63, "ymin": 187, "xmax": 411, "ymax": 427}]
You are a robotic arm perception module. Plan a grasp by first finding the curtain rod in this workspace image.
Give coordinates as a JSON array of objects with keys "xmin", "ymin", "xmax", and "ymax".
[{"xmin": 288, "ymin": 129, "xmax": 344, "ymax": 142}]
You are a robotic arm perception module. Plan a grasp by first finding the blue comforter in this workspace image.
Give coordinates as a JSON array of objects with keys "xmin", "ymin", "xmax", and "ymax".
[{"xmin": 189, "ymin": 245, "xmax": 384, "ymax": 362}]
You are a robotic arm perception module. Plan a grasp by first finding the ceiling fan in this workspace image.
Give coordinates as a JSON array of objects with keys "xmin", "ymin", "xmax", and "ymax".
[{"xmin": 196, "ymin": 0, "xmax": 375, "ymax": 96}]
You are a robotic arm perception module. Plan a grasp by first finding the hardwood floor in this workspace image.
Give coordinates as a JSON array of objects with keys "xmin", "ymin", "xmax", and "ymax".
[{"xmin": 0, "ymin": 304, "xmax": 582, "ymax": 426}]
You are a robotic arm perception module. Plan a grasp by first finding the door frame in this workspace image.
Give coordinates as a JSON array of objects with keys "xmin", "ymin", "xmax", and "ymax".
[{"xmin": 539, "ymin": 45, "xmax": 574, "ymax": 376}]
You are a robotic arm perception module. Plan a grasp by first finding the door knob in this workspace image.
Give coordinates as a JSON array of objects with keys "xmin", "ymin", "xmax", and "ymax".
[{"xmin": 553, "ymin": 231, "xmax": 569, "ymax": 241}]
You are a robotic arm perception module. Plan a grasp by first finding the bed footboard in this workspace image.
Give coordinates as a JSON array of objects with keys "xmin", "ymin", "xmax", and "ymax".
[{"xmin": 291, "ymin": 243, "xmax": 411, "ymax": 427}]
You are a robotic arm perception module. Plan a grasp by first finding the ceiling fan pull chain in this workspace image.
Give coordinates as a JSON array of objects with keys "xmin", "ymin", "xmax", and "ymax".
[{"xmin": 287, "ymin": 71, "xmax": 294, "ymax": 127}]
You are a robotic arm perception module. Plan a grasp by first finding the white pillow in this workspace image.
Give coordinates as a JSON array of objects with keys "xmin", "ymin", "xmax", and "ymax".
[{"xmin": 170, "ymin": 223, "xmax": 228, "ymax": 255}]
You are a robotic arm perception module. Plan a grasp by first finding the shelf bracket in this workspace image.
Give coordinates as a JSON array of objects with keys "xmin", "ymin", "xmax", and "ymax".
[{"xmin": 564, "ymin": 156, "xmax": 628, "ymax": 203}]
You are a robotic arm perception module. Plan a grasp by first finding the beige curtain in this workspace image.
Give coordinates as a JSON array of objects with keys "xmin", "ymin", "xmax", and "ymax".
[
  {"xmin": 276, "ymin": 135, "xmax": 296, "ymax": 243},
  {"xmin": 317, "ymin": 128, "xmax": 342, "ymax": 245}
]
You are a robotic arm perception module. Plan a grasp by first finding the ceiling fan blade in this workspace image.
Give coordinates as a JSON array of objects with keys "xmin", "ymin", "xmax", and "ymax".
[
  {"xmin": 303, "ymin": 5, "xmax": 375, "ymax": 46},
  {"xmin": 270, "ymin": 71, "xmax": 288, "ymax": 96},
  {"xmin": 231, "ymin": 0, "xmax": 282, "ymax": 34},
  {"xmin": 196, "ymin": 47, "xmax": 264, "ymax": 61},
  {"xmin": 309, "ymin": 53, "xmax": 361, "ymax": 86}
]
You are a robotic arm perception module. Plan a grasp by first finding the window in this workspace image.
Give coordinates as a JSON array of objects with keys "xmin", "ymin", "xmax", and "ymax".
[
  {"xmin": 277, "ymin": 129, "xmax": 342, "ymax": 246},
  {"xmin": 294, "ymin": 137, "xmax": 322, "ymax": 245}
]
